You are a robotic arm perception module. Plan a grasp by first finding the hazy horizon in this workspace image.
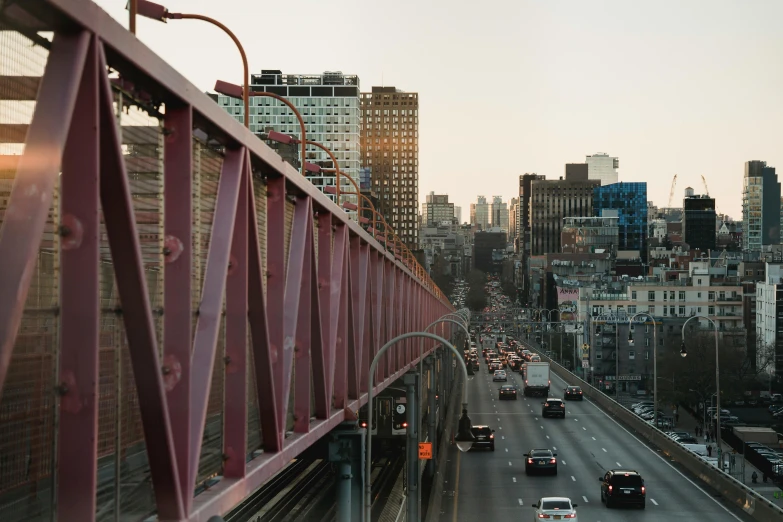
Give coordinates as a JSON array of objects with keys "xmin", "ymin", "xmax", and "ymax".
[{"xmin": 95, "ymin": 0, "xmax": 783, "ymax": 222}]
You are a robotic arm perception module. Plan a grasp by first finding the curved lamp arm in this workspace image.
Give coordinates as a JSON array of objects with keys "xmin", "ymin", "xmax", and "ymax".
[{"xmin": 365, "ymin": 331, "xmax": 469, "ymax": 522}]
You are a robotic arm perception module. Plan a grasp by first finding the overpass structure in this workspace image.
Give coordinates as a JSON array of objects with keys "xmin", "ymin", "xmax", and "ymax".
[{"xmin": 0, "ymin": 1, "xmax": 456, "ymax": 520}]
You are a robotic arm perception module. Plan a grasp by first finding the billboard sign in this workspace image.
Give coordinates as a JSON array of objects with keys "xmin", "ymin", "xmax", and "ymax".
[{"xmin": 557, "ymin": 287, "xmax": 579, "ymax": 321}]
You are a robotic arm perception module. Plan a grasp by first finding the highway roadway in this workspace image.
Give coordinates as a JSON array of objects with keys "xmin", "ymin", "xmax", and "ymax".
[{"xmin": 439, "ymin": 360, "xmax": 756, "ymax": 522}]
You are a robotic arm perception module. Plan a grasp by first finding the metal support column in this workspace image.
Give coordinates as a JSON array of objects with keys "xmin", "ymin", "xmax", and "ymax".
[
  {"xmin": 404, "ymin": 372, "xmax": 420, "ymax": 522},
  {"xmin": 328, "ymin": 427, "xmax": 366, "ymax": 522},
  {"xmin": 425, "ymin": 355, "xmax": 437, "ymax": 477}
]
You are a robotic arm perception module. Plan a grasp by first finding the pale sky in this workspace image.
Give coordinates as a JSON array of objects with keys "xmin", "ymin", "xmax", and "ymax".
[{"xmin": 96, "ymin": 0, "xmax": 783, "ymax": 221}]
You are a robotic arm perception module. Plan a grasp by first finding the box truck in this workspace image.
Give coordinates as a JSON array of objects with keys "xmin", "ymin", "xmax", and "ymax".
[{"xmin": 524, "ymin": 362, "xmax": 550, "ymax": 397}]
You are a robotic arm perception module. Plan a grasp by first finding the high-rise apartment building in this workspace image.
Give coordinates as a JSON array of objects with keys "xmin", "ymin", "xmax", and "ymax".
[
  {"xmin": 360, "ymin": 86, "xmax": 419, "ymax": 248},
  {"xmin": 586, "ymin": 152, "xmax": 619, "ymax": 185},
  {"xmin": 508, "ymin": 198, "xmax": 520, "ymax": 241},
  {"xmin": 519, "ymin": 173, "xmax": 546, "ymax": 252},
  {"xmin": 743, "ymin": 160, "xmax": 781, "ymax": 253},
  {"xmin": 455, "ymin": 206, "xmax": 462, "ymax": 224},
  {"xmin": 217, "ymin": 70, "xmax": 360, "ymax": 202},
  {"xmin": 470, "ymin": 196, "xmax": 491, "ymax": 230},
  {"xmin": 530, "ymin": 173, "xmax": 599, "ymax": 255},
  {"xmin": 421, "ymin": 192, "xmax": 455, "ymax": 226},
  {"xmin": 592, "ymin": 182, "xmax": 648, "ymax": 259},
  {"xmin": 683, "ymin": 194, "xmax": 717, "ymax": 251},
  {"xmin": 491, "ymin": 196, "xmax": 509, "ymax": 231}
]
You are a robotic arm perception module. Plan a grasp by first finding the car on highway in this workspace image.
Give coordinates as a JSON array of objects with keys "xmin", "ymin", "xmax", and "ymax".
[
  {"xmin": 532, "ymin": 497, "xmax": 578, "ymax": 521},
  {"xmin": 599, "ymin": 469, "xmax": 646, "ymax": 509},
  {"xmin": 542, "ymin": 398, "xmax": 566, "ymax": 418},
  {"xmin": 524, "ymin": 448, "xmax": 558, "ymax": 475},
  {"xmin": 493, "ymin": 369, "xmax": 508, "ymax": 382},
  {"xmin": 498, "ymin": 384, "xmax": 517, "ymax": 400},
  {"xmin": 470, "ymin": 425, "xmax": 495, "ymax": 451},
  {"xmin": 564, "ymin": 385, "xmax": 584, "ymax": 400}
]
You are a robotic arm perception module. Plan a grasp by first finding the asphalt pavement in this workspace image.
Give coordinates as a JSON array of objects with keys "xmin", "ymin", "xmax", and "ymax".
[{"xmin": 439, "ymin": 360, "xmax": 758, "ymax": 522}]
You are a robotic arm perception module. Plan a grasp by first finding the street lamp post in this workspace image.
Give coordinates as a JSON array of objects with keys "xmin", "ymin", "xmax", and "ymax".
[
  {"xmin": 136, "ymin": 1, "xmax": 250, "ymax": 128},
  {"xmin": 680, "ymin": 315, "xmax": 721, "ymax": 463},
  {"xmin": 628, "ymin": 312, "xmax": 657, "ymax": 426},
  {"xmin": 366, "ymin": 332, "xmax": 474, "ymax": 522}
]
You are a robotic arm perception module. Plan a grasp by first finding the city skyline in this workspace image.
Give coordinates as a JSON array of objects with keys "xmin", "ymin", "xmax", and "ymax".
[{"xmin": 94, "ymin": 0, "xmax": 783, "ymax": 221}]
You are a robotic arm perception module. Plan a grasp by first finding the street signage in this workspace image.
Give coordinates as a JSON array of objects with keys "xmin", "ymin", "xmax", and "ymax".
[
  {"xmin": 418, "ymin": 442, "xmax": 432, "ymax": 460},
  {"xmin": 582, "ymin": 361, "xmax": 589, "ymax": 368}
]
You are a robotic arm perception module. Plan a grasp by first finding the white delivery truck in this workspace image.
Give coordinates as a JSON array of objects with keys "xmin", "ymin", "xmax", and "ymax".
[{"xmin": 524, "ymin": 362, "xmax": 550, "ymax": 397}]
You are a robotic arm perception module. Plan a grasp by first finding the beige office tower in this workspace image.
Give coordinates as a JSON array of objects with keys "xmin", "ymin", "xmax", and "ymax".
[{"xmin": 360, "ymin": 87, "xmax": 419, "ymax": 250}]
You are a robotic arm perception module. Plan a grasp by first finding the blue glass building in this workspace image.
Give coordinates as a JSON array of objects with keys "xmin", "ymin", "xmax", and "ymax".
[{"xmin": 592, "ymin": 182, "xmax": 648, "ymax": 260}]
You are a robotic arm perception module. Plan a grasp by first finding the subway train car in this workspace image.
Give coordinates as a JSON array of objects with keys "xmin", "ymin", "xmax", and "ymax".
[{"xmin": 359, "ymin": 386, "xmax": 409, "ymax": 442}]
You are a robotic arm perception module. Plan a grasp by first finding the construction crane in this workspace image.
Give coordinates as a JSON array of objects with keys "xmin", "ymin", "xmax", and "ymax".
[
  {"xmin": 668, "ymin": 174, "xmax": 678, "ymax": 207},
  {"xmin": 701, "ymin": 175, "xmax": 710, "ymax": 196}
]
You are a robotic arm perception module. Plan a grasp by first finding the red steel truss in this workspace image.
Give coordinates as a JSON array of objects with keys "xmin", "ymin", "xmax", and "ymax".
[{"xmin": 0, "ymin": 1, "xmax": 453, "ymax": 521}]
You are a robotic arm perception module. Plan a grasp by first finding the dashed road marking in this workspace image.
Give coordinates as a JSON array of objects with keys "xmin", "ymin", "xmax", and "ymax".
[
  {"xmin": 505, "ymin": 448, "xmax": 509, "ymax": 452},
  {"xmin": 616, "ymin": 462, "xmax": 621, "ymax": 467},
  {"xmin": 583, "ymin": 427, "xmax": 587, "ymax": 431},
  {"xmin": 546, "ymin": 435, "xmax": 550, "ymax": 439},
  {"xmin": 582, "ymin": 496, "xmax": 589, "ymax": 503},
  {"xmin": 651, "ymin": 499, "xmax": 658, "ymax": 506},
  {"xmin": 602, "ymin": 448, "xmax": 607, "ymax": 452},
  {"xmin": 508, "ymin": 461, "xmax": 512, "ymax": 466},
  {"xmin": 499, "ymin": 426, "xmax": 502, "ymax": 430},
  {"xmin": 540, "ymin": 425, "xmax": 544, "ymax": 429},
  {"xmin": 553, "ymin": 446, "xmax": 557, "ymax": 451},
  {"xmin": 502, "ymin": 436, "xmax": 505, "ymax": 440},
  {"xmin": 574, "ymin": 418, "xmax": 578, "ymax": 421},
  {"xmin": 512, "ymin": 477, "xmax": 517, "ymax": 482},
  {"xmin": 518, "ymin": 499, "xmax": 523, "ymax": 505},
  {"xmin": 562, "ymin": 460, "xmax": 566, "ymax": 465},
  {"xmin": 592, "ymin": 437, "xmax": 596, "ymax": 441},
  {"xmin": 571, "ymin": 475, "xmax": 576, "ymax": 482}
]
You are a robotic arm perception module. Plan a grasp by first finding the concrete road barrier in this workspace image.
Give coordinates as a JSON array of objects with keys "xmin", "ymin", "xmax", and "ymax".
[{"xmin": 533, "ymin": 350, "xmax": 783, "ymax": 520}]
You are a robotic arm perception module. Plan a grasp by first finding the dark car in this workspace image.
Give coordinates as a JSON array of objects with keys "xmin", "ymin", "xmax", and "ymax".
[
  {"xmin": 599, "ymin": 469, "xmax": 646, "ymax": 509},
  {"xmin": 499, "ymin": 384, "xmax": 518, "ymax": 400},
  {"xmin": 564, "ymin": 385, "xmax": 584, "ymax": 400},
  {"xmin": 470, "ymin": 425, "xmax": 495, "ymax": 451},
  {"xmin": 524, "ymin": 448, "xmax": 557, "ymax": 475},
  {"xmin": 542, "ymin": 398, "xmax": 566, "ymax": 418}
]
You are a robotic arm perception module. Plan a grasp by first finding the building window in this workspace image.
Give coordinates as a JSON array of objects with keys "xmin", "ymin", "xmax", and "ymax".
[
  {"xmin": 679, "ymin": 291, "xmax": 686, "ymax": 301},
  {"xmin": 596, "ymin": 353, "xmax": 602, "ymax": 360},
  {"xmin": 648, "ymin": 291, "xmax": 655, "ymax": 301},
  {"xmin": 679, "ymin": 306, "xmax": 685, "ymax": 316},
  {"xmin": 648, "ymin": 305, "xmax": 655, "ymax": 315},
  {"xmin": 645, "ymin": 338, "xmax": 650, "ymax": 346},
  {"xmin": 629, "ymin": 305, "xmax": 637, "ymax": 314},
  {"xmin": 709, "ymin": 306, "xmax": 715, "ymax": 315},
  {"xmin": 663, "ymin": 307, "xmax": 668, "ymax": 316},
  {"xmin": 632, "ymin": 291, "xmax": 637, "ymax": 300},
  {"xmin": 629, "ymin": 351, "xmax": 636, "ymax": 360},
  {"xmin": 698, "ymin": 292, "xmax": 702, "ymax": 298},
  {"xmin": 708, "ymin": 291, "xmax": 715, "ymax": 301},
  {"xmin": 645, "ymin": 351, "xmax": 649, "ymax": 360}
]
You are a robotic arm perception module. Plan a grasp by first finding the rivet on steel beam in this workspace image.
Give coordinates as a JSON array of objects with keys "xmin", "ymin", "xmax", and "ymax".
[
  {"xmin": 163, "ymin": 246, "xmax": 172, "ymax": 256},
  {"xmin": 161, "ymin": 366, "xmax": 171, "ymax": 375},
  {"xmin": 265, "ymin": 270, "xmax": 271, "ymax": 278},
  {"xmin": 58, "ymin": 225, "xmax": 71, "ymax": 237},
  {"xmin": 332, "ymin": 224, "xmax": 337, "ymax": 231},
  {"xmin": 113, "ymin": 307, "xmax": 123, "ymax": 316},
  {"xmin": 224, "ymin": 356, "xmax": 231, "ymax": 365},
  {"xmin": 222, "ymin": 453, "xmax": 230, "ymax": 461},
  {"xmin": 294, "ymin": 346, "xmax": 299, "ymax": 352},
  {"xmin": 55, "ymin": 383, "xmax": 69, "ymax": 396},
  {"xmin": 293, "ymin": 415, "xmax": 299, "ymax": 421},
  {"xmin": 161, "ymin": 126, "xmax": 174, "ymax": 136},
  {"xmin": 154, "ymin": 307, "xmax": 164, "ymax": 316}
]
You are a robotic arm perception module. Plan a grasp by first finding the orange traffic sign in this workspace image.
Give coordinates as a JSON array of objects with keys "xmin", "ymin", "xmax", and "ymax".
[{"xmin": 418, "ymin": 442, "xmax": 432, "ymax": 460}]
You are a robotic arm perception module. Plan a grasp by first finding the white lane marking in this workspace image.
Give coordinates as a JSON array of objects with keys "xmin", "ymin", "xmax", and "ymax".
[
  {"xmin": 582, "ymin": 495, "xmax": 589, "ymax": 503},
  {"xmin": 508, "ymin": 461, "xmax": 512, "ymax": 466},
  {"xmin": 497, "ymin": 418, "xmax": 501, "ymax": 421},
  {"xmin": 505, "ymin": 448, "xmax": 509, "ymax": 452},
  {"xmin": 548, "ymin": 373, "xmax": 744, "ymax": 521},
  {"xmin": 583, "ymin": 427, "xmax": 587, "ymax": 431},
  {"xmin": 518, "ymin": 498, "xmax": 523, "ymax": 506},
  {"xmin": 651, "ymin": 498, "xmax": 659, "ymax": 506},
  {"xmin": 499, "ymin": 426, "xmax": 502, "ymax": 430},
  {"xmin": 512, "ymin": 477, "xmax": 517, "ymax": 482},
  {"xmin": 553, "ymin": 446, "xmax": 557, "ymax": 451},
  {"xmin": 534, "ymin": 417, "xmax": 538, "ymax": 421},
  {"xmin": 546, "ymin": 435, "xmax": 550, "ymax": 439},
  {"xmin": 574, "ymin": 418, "xmax": 578, "ymax": 421},
  {"xmin": 571, "ymin": 475, "xmax": 576, "ymax": 482},
  {"xmin": 592, "ymin": 437, "xmax": 596, "ymax": 441},
  {"xmin": 602, "ymin": 448, "xmax": 607, "ymax": 452},
  {"xmin": 616, "ymin": 461, "xmax": 622, "ymax": 467},
  {"xmin": 540, "ymin": 425, "xmax": 544, "ymax": 429},
  {"xmin": 502, "ymin": 436, "xmax": 505, "ymax": 440},
  {"xmin": 562, "ymin": 460, "xmax": 566, "ymax": 465}
]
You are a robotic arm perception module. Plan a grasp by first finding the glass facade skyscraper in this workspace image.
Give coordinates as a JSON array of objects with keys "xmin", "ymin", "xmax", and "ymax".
[{"xmin": 592, "ymin": 182, "xmax": 648, "ymax": 260}]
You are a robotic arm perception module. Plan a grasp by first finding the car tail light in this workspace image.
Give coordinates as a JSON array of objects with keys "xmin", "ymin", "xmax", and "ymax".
[
  {"xmin": 564, "ymin": 514, "xmax": 576, "ymax": 519},
  {"xmin": 402, "ymin": 422, "xmax": 408, "ymax": 428},
  {"xmin": 527, "ymin": 458, "xmax": 533, "ymax": 464},
  {"xmin": 538, "ymin": 514, "xmax": 550, "ymax": 519},
  {"xmin": 544, "ymin": 402, "xmax": 549, "ymax": 407},
  {"xmin": 561, "ymin": 404, "xmax": 565, "ymax": 408},
  {"xmin": 579, "ymin": 391, "xmax": 583, "ymax": 394},
  {"xmin": 608, "ymin": 485, "xmax": 613, "ymax": 493},
  {"xmin": 641, "ymin": 486, "xmax": 646, "ymax": 495},
  {"xmin": 361, "ymin": 422, "xmax": 367, "ymax": 428},
  {"xmin": 550, "ymin": 458, "xmax": 556, "ymax": 463}
]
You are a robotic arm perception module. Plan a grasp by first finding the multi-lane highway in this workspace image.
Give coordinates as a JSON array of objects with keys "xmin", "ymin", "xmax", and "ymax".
[{"xmin": 439, "ymin": 359, "xmax": 756, "ymax": 522}]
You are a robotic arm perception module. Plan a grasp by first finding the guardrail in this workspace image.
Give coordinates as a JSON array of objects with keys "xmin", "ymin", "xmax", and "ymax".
[{"xmin": 532, "ymin": 350, "xmax": 783, "ymax": 521}]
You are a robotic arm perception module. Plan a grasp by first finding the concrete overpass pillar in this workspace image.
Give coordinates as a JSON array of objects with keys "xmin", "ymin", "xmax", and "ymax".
[{"xmin": 328, "ymin": 427, "xmax": 366, "ymax": 522}]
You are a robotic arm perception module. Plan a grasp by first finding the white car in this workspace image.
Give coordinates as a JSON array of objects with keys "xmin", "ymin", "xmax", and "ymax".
[
  {"xmin": 532, "ymin": 497, "xmax": 578, "ymax": 521},
  {"xmin": 493, "ymin": 370, "xmax": 507, "ymax": 382}
]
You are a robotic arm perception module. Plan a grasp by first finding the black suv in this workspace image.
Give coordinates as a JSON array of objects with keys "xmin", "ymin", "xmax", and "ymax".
[
  {"xmin": 599, "ymin": 469, "xmax": 646, "ymax": 509},
  {"xmin": 470, "ymin": 425, "xmax": 495, "ymax": 451},
  {"xmin": 564, "ymin": 386, "xmax": 584, "ymax": 400},
  {"xmin": 542, "ymin": 398, "xmax": 565, "ymax": 418}
]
